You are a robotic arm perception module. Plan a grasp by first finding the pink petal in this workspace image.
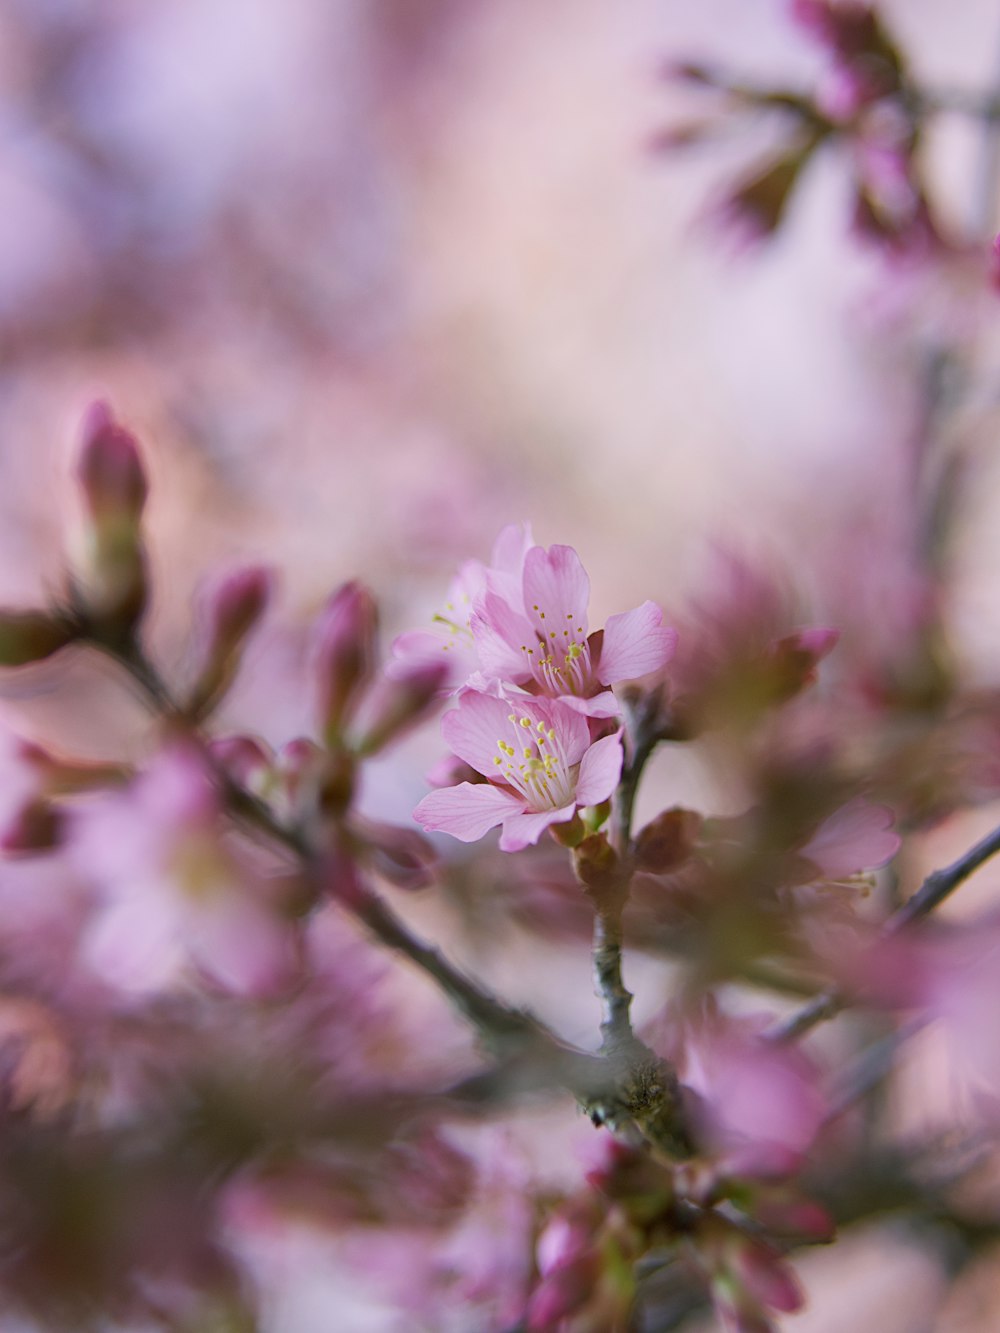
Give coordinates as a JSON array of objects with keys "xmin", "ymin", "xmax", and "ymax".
[
  {"xmin": 414, "ymin": 782, "xmax": 522, "ymax": 842},
  {"xmin": 799, "ymin": 797, "xmax": 900, "ymax": 878},
  {"xmin": 522, "ymin": 546, "xmax": 590, "ymax": 645},
  {"xmin": 789, "ymin": 626, "xmax": 839, "ymax": 660},
  {"xmin": 190, "ymin": 897, "xmax": 297, "ymax": 996},
  {"xmin": 526, "ymin": 695, "xmax": 592, "ymax": 766},
  {"xmin": 441, "ymin": 691, "xmax": 522, "ymax": 776},
  {"xmin": 597, "ymin": 602, "xmax": 677, "ymax": 685},
  {"xmin": 470, "ymin": 593, "xmax": 534, "ymax": 682},
  {"xmin": 557, "ymin": 690, "xmax": 621, "ymax": 719},
  {"xmin": 575, "ymin": 734, "xmax": 624, "ymax": 806},
  {"xmin": 490, "ymin": 522, "xmax": 534, "ymax": 574},
  {"xmin": 82, "ymin": 895, "xmax": 184, "ymax": 994},
  {"xmin": 498, "ymin": 804, "xmax": 576, "ymax": 852}
]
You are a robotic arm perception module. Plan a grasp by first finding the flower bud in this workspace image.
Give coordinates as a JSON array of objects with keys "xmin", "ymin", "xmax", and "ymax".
[
  {"xmin": 70, "ymin": 402, "xmax": 150, "ymax": 633},
  {"xmin": 634, "ymin": 807, "xmax": 703, "ymax": 873},
  {"xmin": 0, "ymin": 610, "xmax": 78, "ymax": 667},
  {"xmin": 360, "ymin": 818, "xmax": 439, "ymax": 890},
  {"xmin": 353, "ymin": 660, "xmax": 447, "ymax": 756},
  {"xmin": 187, "ymin": 566, "xmax": 274, "ymax": 717},
  {"xmin": 209, "ymin": 735, "xmax": 273, "ymax": 794},
  {"xmin": 75, "ymin": 401, "xmax": 148, "ymax": 523},
  {"xmin": 311, "ymin": 582, "xmax": 379, "ymax": 743}
]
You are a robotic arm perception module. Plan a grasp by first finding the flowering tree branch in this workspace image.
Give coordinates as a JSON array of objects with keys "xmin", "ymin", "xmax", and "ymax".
[{"xmin": 769, "ymin": 817, "xmax": 1000, "ymax": 1044}]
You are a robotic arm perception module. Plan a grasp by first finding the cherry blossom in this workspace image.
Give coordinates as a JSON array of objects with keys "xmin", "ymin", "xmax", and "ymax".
[
  {"xmin": 471, "ymin": 541, "xmax": 676, "ymax": 715},
  {"xmin": 414, "ymin": 690, "xmax": 622, "ymax": 851}
]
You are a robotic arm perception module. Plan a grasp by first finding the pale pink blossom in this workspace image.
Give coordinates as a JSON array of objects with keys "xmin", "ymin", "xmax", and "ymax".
[
  {"xmin": 414, "ymin": 691, "xmax": 622, "ymax": 851},
  {"xmin": 71, "ymin": 744, "xmax": 296, "ymax": 996},
  {"xmin": 472, "ymin": 542, "xmax": 676, "ymax": 716},
  {"xmin": 671, "ymin": 1005, "xmax": 827, "ymax": 1177}
]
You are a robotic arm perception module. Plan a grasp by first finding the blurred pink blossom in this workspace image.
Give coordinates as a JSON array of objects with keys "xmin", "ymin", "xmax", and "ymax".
[{"xmin": 71, "ymin": 743, "xmax": 297, "ymax": 996}]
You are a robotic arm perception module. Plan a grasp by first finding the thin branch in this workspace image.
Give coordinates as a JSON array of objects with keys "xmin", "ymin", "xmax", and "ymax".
[
  {"xmin": 767, "ymin": 817, "xmax": 1000, "ymax": 1044},
  {"xmin": 88, "ymin": 633, "xmax": 620, "ymax": 1108},
  {"xmin": 592, "ymin": 896, "xmax": 634, "ymax": 1053}
]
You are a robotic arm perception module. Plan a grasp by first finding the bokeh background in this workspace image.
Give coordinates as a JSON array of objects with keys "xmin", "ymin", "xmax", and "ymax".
[{"xmin": 3, "ymin": 2, "xmax": 1000, "ymax": 1328}]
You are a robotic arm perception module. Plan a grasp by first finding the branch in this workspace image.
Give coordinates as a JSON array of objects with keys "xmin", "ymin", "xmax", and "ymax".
[
  {"xmin": 88, "ymin": 633, "xmax": 642, "ymax": 1119},
  {"xmin": 767, "ymin": 817, "xmax": 1000, "ymax": 1044}
]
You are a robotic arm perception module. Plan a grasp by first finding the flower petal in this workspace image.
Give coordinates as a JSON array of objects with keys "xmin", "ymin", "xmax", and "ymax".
[
  {"xmin": 522, "ymin": 545, "xmax": 590, "ymax": 646},
  {"xmin": 441, "ymin": 691, "xmax": 523, "ymax": 776},
  {"xmin": 597, "ymin": 601, "xmax": 677, "ymax": 685},
  {"xmin": 414, "ymin": 782, "xmax": 522, "ymax": 842},
  {"xmin": 470, "ymin": 593, "xmax": 535, "ymax": 683},
  {"xmin": 498, "ymin": 804, "xmax": 576, "ymax": 851},
  {"xmin": 575, "ymin": 733, "xmax": 624, "ymax": 806},
  {"xmin": 525, "ymin": 694, "xmax": 592, "ymax": 766},
  {"xmin": 799, "ymin": 798, "xmax": 900, "ymax": 878},
  {"xmin": 557, "ymin": 690, "xmax": 621, "ymax": 719}
]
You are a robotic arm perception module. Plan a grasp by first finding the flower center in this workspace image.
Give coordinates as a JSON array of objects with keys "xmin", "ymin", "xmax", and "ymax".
[
  {"xmin": 492, "ymin": 710, "xmax": 575, "ymax": 811},
  {"xmin": 432, "ymin": 596, "xmax": 474, "ymax": 654},
  {"xmin": 522, "ymin": 610, "xmax": 592, "ymax": 697}
]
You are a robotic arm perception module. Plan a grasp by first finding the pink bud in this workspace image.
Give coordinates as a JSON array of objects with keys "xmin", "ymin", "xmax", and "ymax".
[
  {"xmin": 187, "ymin": 566, "xmax": 274, "ymax": 716},
  {"xmin": 730, "ymin": 1238, "xmax": 803, "ymax": 1315},
  {"xmin": 311, "ymin": 582, "xmax": 379, "ymax": 742},
  {"xmin": 209, "ymin": 735, "xmax": 273, "ymax": 790},
  {"xmin": 353, "ymin": 660, "xmax": 448, "ymax": 756},
  {"xmin": 70, "ymin": 404, "xmax": 150, "ymax": 631},
  {"xmin": 360, "ymin": 818, "xmax": 439, "ymax": 890},
  {"xmin": 75, "ymin": 401, "xmax": 148, "ymax": 523}
]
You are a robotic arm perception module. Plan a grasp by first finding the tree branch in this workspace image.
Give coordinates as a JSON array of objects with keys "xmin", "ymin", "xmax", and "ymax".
[{"xmin": 767, "ymin": 817, "xmax": 1000, "ymax": 1044}]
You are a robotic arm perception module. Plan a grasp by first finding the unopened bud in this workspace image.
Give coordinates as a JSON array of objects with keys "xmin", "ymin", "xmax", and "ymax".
[
  {"xmin": 572, "ymin": 834, "xmax": 620, "ymax": 897},
  {"xmin": 209, "ymin": 735, "xmax": 273, "ymax": 794},
  {"xmin": 70, "ymin": 402, "xmax": 150, "ymax": 632},
  {"xmin": 353, "ymin": 660, "xmax": 447, "ymax": 756},
  {"xmin": 634, "ymin": 807, "xmax": 703, "ymax": 873},
  {"xmin": 0, "ymin": 610, "xmax": 78, "ymax": 667},
  {"xmin": 187, "ymin": 566, "xmax": 273, "ymax": 717},
  {"xmin": 75, "ymin": 401, "xmax": 148, "ymax": 523},
  {"xmin": 311, "ymin": 582, "xmax": 379, "ymax": 743},
  {"xmin": 360, "ymin": 818, "xmax": 439, "ymax": 890}
]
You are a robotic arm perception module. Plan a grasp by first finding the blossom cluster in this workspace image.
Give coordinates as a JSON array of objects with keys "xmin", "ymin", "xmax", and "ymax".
[{"xmin": 407, "ymin": 528, "xmax": 676, "ymax": 850}]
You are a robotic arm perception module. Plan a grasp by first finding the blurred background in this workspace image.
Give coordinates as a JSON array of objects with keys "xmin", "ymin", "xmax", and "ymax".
[
  {"xmin": 0, "ymin": 0, "xmax": 996, "ymax": 637},
  {"xmin": 2, "ymin": 2, "xmax": 1000, "ymax": 1328}
]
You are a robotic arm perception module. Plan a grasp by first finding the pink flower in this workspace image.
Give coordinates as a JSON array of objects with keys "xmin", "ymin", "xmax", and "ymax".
[
  {"xmin": 797, "ymin": 797, "xmax": 900, "ymax": 880},
  {"xmin": 671, "ymin": 1004, "xmax": 827, "ymax": 1177},
  {"xmin": 390, "ymin": 523, "xmax": 534, "ymax": 691},
  {"xmin": 471, "ymin": 542, "xmax": 676, "ymax": 716},
  {"xmin": 71, "ymin": 744, "xmax": 296, "ymax": 996},
  {"xmin": 413, "ymin": 691, "xmax": 622, "ymax": 851}
]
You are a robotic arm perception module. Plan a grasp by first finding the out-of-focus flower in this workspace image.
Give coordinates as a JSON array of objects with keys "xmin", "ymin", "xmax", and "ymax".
[
  {"xmin": 666, "ymin": 551, "xmax": 838, "ymax": 736},
  {"xmin": 665, "ymin": 1002, "xmax": 827, "ymax": 1178},
  {"xmin": 71, "ymin": 743, "xmax": 297, "ymax": 996},
  {"xmin": 472, "ymin": 542, "xmax": 676, "ymax": 716},
  {"xmin": 695, "ymin": 1210, "xmax": 804, "ymax": 1333},
  {"xmin": 796, "ymin": 796, "xmax": 900, "ymax": 880},
  {"xmin": 414, "ymin": 691, "xmax": 622, "ymax": 851}
]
